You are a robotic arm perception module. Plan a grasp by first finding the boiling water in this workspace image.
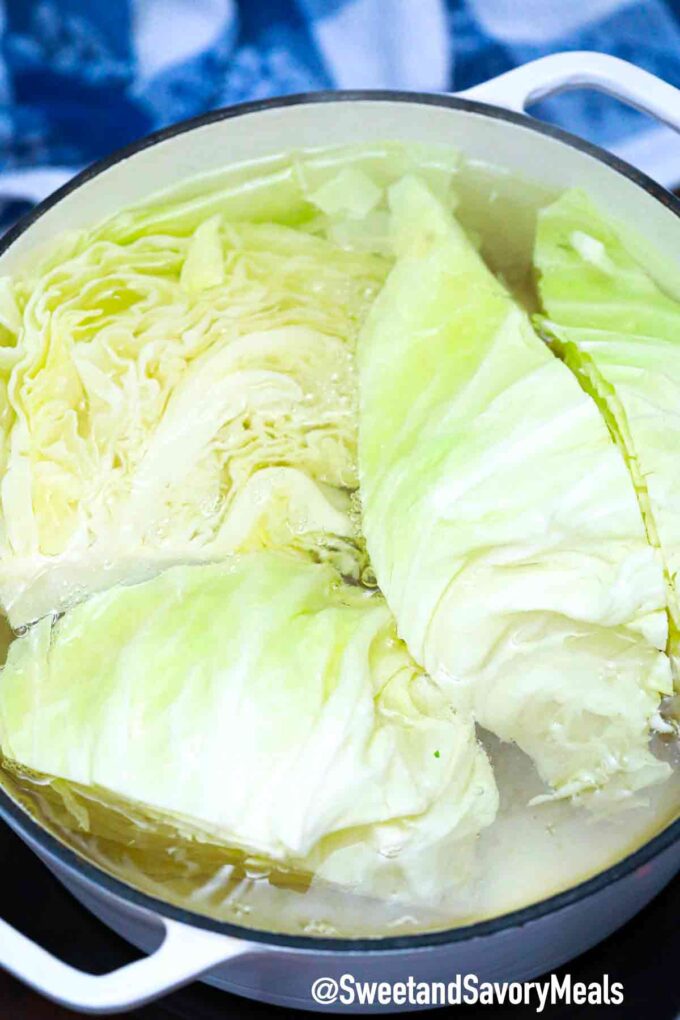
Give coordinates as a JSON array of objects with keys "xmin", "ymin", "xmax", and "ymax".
[{"xmin": 0, "ymin": 148, "xmax": 677, "ymax": 938}]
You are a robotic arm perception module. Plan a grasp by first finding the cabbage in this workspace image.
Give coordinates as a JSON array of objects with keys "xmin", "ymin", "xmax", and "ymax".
[
  {"xmin": 0, "ymin": 550, "xmax": 498, "ymax": 900},
  {"xmin": 534, "ymin": 189, "xmax": 680, "ymax": 663},
  {"xmin": 0, "ymin": 143, "xmax": 465, "ymax": 628},
  {"xmin": 358, "ymin": 176, "xmax": 672, "ymax": 804},
  {"xmin": 0, "ymin": 204, "xmax": 388, "ymax": 626},
  {"xmin": 96, "ymin": 141, "xmax": 460, "ymax": 245}
]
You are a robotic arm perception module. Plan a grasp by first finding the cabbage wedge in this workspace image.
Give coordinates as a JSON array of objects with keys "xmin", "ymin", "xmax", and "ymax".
[
  {"xmin": 535, "ymin": 189, "xmax": 680, "ymax": 663},
  {"xmin": 358, "ymin": 176, "xmax": 672, "ymax": 804},
  {"xmin": 0, "ymin": 212, "xmax": 387, "ymax": 626},
  {"xmin": 0, "ymin": 551, "xmax": 498, "ymax": 901}
]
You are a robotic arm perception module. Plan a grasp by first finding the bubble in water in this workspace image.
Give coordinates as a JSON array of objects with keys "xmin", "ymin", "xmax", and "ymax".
[
  {"xmin": 244, "ymin": 859, "xmax": 271, "ymax": 880},
  {"xmin": 302, "ymin": 919, "xmax": 338, "ymax": 936},
  {"xmin": 378, "ymin": 843, "xmax": 403, "ymax": 859}
]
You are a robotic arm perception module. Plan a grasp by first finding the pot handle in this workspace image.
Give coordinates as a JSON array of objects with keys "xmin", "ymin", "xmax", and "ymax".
[
  {"xmin": 457, "ymin": 51, "xmax": 680, "ymax": 133},
  {"xmin": 0, "ymin": 912, "xmax": 249, "ymax": 1014}
]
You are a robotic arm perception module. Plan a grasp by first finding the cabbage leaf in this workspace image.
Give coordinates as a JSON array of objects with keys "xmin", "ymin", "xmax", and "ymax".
[
  {"xmin": 358, "ymin": 176, "xmax": 672, "ymax": 804},
  {"xmin": 0, "ymin": 551, "xmax": 498, "ymax": 900},
  {"xmin": 534, "ymin": 189, "xmax": 680, "ymax": 664}
]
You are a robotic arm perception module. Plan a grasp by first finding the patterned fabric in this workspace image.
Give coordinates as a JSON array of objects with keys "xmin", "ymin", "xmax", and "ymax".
[{"xmin": 0, "ymin": 0, "xmax": 678, "ymax": 228}]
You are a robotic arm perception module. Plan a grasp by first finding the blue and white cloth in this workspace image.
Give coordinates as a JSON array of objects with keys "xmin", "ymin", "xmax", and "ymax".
[{"xmin": 0, "ymin": 0, "xmax": 678, "ymax": 229}]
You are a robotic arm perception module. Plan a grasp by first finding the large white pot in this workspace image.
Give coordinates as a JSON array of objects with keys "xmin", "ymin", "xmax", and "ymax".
[{"xmin": 0, "ymin": 50, "xmax": 679, "ymax": 1015}]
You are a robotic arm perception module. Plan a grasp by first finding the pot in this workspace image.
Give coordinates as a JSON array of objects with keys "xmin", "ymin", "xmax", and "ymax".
[{"xmin": 0, "ymin": 50, "xmax": 679, "ymax": 1016}]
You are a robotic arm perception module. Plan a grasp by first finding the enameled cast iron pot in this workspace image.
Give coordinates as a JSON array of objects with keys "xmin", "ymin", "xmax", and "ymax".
[{"xmin": 0, "ymin": 50, "xmax": 679, "ymax": 1016}]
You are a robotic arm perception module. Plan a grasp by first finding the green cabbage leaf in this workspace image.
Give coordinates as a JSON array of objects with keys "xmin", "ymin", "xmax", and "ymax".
[
  {"xmin": 0, "ymin": 551, "xmax": 498, "ymax": 900},
  {"xmin": 358, "ymin": 176, "xmax": 672, "ymax": 805},
  {"xmin": 534, "ymin": 189, "xmax": 680, "ymax": 662}
]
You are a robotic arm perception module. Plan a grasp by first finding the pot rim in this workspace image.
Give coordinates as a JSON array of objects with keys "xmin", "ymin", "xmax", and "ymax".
[
  {"xmin": 0, "ymin": 87, "xmax": 678, "ymax": 954},
  {"xmin": 0, "ymin": 87, "xmax": 678, "ymax": 262}
]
